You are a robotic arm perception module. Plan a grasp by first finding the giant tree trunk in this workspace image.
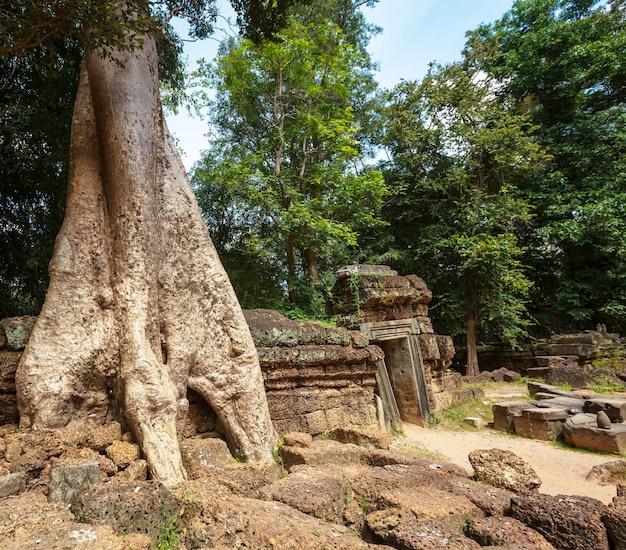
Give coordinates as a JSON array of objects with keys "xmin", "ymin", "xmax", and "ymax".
[{"xmin": 16, "ymin": 26, "xmax": 277, "ymax": 485}]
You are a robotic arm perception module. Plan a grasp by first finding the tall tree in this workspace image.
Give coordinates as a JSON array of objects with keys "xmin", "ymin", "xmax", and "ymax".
[
  {"xmin": 192, "ymin": 2, "xmax": 386, "ymax": 313},
  {"xmin": 379, "ymin": 63, "xmax": 546, "ymax": 375},
  {"xmin": 3, "ymin": 0, "xmax": 289, "ymax": 485},
  {"xmin": 466, "ymin": 0, "xmax": 626, "ymax": 333}
]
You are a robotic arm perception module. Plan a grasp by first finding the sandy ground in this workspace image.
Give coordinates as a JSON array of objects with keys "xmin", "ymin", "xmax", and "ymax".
[
  {"xmin": 393, "ymin": 423, "xmax": 618, "ymax": 504},
  {"xmin": 391, "ymin": 381, "xmax": 622, "ymax": 504}
]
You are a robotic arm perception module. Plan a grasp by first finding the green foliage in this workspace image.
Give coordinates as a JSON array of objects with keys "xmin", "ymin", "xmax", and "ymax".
[
  {"xmin": 192, "ymin": 4, "xmax": 386, "ymax": 311},
  {"xmin": 0, "ymin": 39, "xmax": 80, "ymax": 317},
  {"xmin": 467, "ymin": 0, "xmax": 626, "ymax": 334},
  {"xmin": 432, "ymin": 397, "xmax": 495, "ymax": 430},
  {"xmin": 376, "ymin": 61, "xmax": 545, "ymax": 352}
]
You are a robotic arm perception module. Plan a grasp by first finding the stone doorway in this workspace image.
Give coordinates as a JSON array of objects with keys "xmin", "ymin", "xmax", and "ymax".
[{"xmin": 361, "ymin": 319, "xmax": 431, "ymax": 428}]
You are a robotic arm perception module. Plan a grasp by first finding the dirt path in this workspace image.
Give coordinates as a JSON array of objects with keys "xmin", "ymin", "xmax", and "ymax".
[{"xmin": 394, "ymin": 423, "xmax": 618, "ymax": 504}]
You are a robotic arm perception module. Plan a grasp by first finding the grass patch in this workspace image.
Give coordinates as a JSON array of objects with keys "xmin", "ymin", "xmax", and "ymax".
[{"xmin": 430, "ymin": 397, "xmax": 494, "ymax": 431}]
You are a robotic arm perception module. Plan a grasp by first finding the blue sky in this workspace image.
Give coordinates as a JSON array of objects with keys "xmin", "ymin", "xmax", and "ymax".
[{"xmin": 166, "ymin": 0, "xmax": 515, "ymax": 170}]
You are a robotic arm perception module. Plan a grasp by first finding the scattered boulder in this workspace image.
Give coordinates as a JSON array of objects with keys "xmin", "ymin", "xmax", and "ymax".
[
  {"xmin": 280, "ymin": 438, "xmax": 361, "ymax": 470},
  {"xmin": 259, "ymin": 465, "xmax": 345, "ymax": 523},
  {"xmin": 105, "ymin": 441, "xmax": 140, "ymax": 469},
  {"xmin": 116, "ymin": 459, "xmax": 148, "ymax": 481},
  {"xmin": 329, "ymin": 427, "xmax": 389, "ymax": 449},
  {"xmin": 179, "ymin": 437, "xmax": 234, "ymax": 479},
  {"xmin": 48, "ymin": 462, "xmax": 100, "ymax": 503},
  {"xmin": 365, "ymin": 507, "xmax": 481, "ymax": 549},
  {"xmin": 464, "ymin": 516, "xmax": 555, "ymax": 549},
  {"xmin": 282, "ymin": 431, "xmax": 312, "ymax": 447},
  {"xmin": 468, "ymin": 449, "xmax": 541, "ymax": 493},
  {"xmin": 587, "ymin": 459, "xmax": 626, "ymax": 484},
  {"xmin": 603, "ymin": 493, "xmax": 626, "ymax": 550},
  {"xmin": 0, "ymin": 472, "xmax": 25, "ymax": 498},
  {"xmin": 510, "ymin": 493, "xmax": 609, "ymax": 550}
]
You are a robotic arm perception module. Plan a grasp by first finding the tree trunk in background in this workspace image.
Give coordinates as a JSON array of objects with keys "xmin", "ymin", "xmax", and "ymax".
[
  {"xmin": 15, "ymin": 27, "xmax": 277, "ymax": 485},
  {"xmin": 466, "ymin": 309, "xmax": 480, "ymax": 377},
  {"xmin": 307, "ymin": 249, "xmax": 319, "ymax": 280}
]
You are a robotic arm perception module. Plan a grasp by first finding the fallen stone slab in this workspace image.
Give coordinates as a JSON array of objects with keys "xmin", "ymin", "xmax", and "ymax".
[
  {"xmin": 0, "ymin": 472, "xmax": 25, "ymax": 498},
  {"xmin": 513, "ymin": 407, "xmax": 569, "ymax": 441},
  {"xmin": 584, "ymin": 397, "xmax": 626, "ymax": 423},
  {"xmin": 570, "ymin": 423, "xmax": 626, "ymax": 454},
  {"xmin": 510, "ymin": 493, "xmax": 609, "ymax": 550},
  {"xmin": 527, "ymin": 382, "xmax": 578, "ymax": 398},
  {"xmin": 280, "ymin": 439, "xmax": 361, "ymax": 470},
  {"xmin": 360, "ymin": 449, "xmax": 467, "ymax": 477},
  {"xmin": 465, "ymin": 516, "xmax": 555, "ymax": 549},
  {"xmin": 563, "ymin": 412, "xmax": 597, "ymax": 437},
  {"xmin": 468, "ymin": 449, "xmax": 541, "ymax": 493},
  {"xmin": 329, "ymin": 427, "xmax": 389, "ymax": 449},
  {"xmin": 48, "ymin": 462, "xmax": 100, "ymax": 503},
  {"xmin": 492, "ymin": 401, "xmax": 535, "ymax": 432},
  {"xmin": 533, "ymin": 395, "xmax": 585, "ymax": 411}
]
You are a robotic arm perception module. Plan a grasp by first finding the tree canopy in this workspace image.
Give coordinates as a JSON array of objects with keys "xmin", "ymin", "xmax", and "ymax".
[{"xmin": 192, "ymin": 0, "xmax": 386, "ymax": 317}]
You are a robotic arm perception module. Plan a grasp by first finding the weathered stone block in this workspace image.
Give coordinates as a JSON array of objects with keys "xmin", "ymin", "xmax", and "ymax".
[
  {"xmin": 510, "ymin": 493, "xmax": 609, "ymax": 550},
  {"xmin": 584, "ymin": 397, "xmax": 626, "ymax": 423},
  {"xmin": 329, "ymin": 427, "xmax": 389, "ymax": 449},
  {"xmin": 280, "ymin": 440, "xmax": 360, "ymax": 471},
  {"xmin": 469, "ymin": 448, "xmax": 541, "ymax": 493},
  {"xmin": 604, "ymin": 495, "xmax": 626, "ymax": 550},
  {"xmin": 492, "ymin": 401, "xmax": 534, "ymax": 432},
  {"xmin": 180, "ymin": 437, "xmax": 234, "ymax": 479},
  {"xmin": 563, "ymin": 412, "xmax": 597, "ymax": 446},
  {"xmin": 48, "ymin": 462, "xmax": 100, "ymax": 502},
  {"xmin": 105, "ymin": 441, "xmax": 140, "ymax": 468},
  {"xmin": 282, "ymin": 432, "xmax": 312, "ymax": 447},
  {"xmin": 0, "ymin": 471, "xmax": 26, "ymax": 497},
  {"xmin": 513, "ymin": 414, "xmax": 565, "ymax": 441},
  {"xmin": 0, "ymin": 316, "xmax": 36, "ymax": 350},
  {"xmin": 465, "ymin": 516, "xmax": 555, "ymax": 549},
  {"xmin": 570, "ymin": 424, "xmax": 626, "ymax": 454},
  {"xmin": 366, "ymin": 507, "xmax": 481, "ymax": 549}
]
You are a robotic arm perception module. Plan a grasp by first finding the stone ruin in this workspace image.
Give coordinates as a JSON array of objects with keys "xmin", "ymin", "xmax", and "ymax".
[
  {"xmin": 494, "ymin": 381, "xmax": 626, "ymax": 454},
  {"xmin": 473, "ymin": 330, "xmax": 625, "ymax": 386},
  {"xmin": 326, "ymin": 264, "xmax": 463, "ymax": 427},
  {"xmin": 0, "ymin": 266, "xmax": 464, "ymax": 438}
]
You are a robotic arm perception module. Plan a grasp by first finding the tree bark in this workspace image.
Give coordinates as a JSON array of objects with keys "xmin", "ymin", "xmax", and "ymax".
[
  {"xmin": 16, "ymin": 26, "xmax": 277, "ymax": 485},
  {"xmin": 465, "ymin": 308, "xmax": 480, "ymax": 377}
]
